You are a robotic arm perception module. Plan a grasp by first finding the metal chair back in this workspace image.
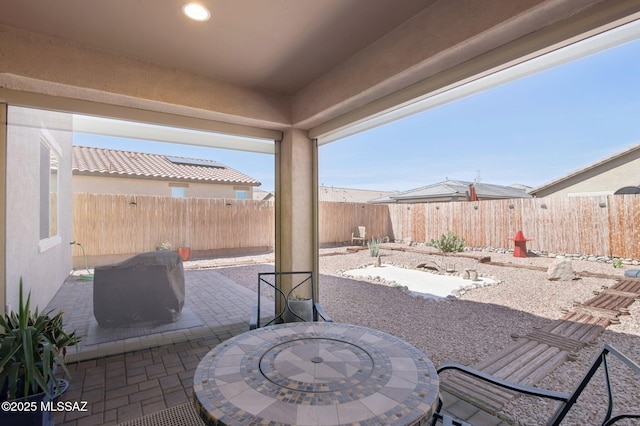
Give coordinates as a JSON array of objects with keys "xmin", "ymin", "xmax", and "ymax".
[
  {"xmin": 253, "ymin": 271, "xmax": 317, "ymax": 329},
  {"xmin": 435, "ymin": 344, "xmax": 640, "ymax": 426}
]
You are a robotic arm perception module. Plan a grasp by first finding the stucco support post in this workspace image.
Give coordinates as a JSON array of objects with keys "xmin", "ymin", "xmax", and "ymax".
[
  {"xmin": 0, "ymin": 103, "xmax": 6, "ymax": 317},
  {"xmin": 275, "ymin": 128, "xmax": 319, "ymax": 317}
]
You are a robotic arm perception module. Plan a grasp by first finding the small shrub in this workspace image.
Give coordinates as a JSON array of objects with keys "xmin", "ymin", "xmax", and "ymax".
[
  {"xmin": 613, "ymin": 258, "xmax": 623, "ymax": 269},
  {"xmin": 427, "ymin": 231, "xmax": 465, "ymax": 253},
  {"xmin": 368, "ymin": 238, "xmax": 383, "ymax": 257},
  {"xmin": 158, "ymin": 240, "xmax": 172, "ymax": 251}
]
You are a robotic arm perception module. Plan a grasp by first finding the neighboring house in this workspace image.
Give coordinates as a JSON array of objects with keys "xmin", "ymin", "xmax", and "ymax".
[
  {"xmin": 369, "ymin": 180, "xmax": 531, "ymax": 203},
  {"xmin": 319, "ymin": 186, "xmax": 395, "ymax": 203},
  {"xmin": 72, "ymin": 146, "xmax": 261, "ymax": 199},
  {"xmin": 253, "ymin": 189, "xmax": 274, "ymax": 201},
  {"xmin": 252, "ymin": 186, "xmax": 394, "ymax": 203},
  {"xmin": 529, "ymin": 142, "xmax": 640, "ymax": 198}
]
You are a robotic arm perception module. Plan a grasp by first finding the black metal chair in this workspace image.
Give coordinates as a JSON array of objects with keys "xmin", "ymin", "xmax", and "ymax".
[
  {"xmin": 249, "ymin": 271, "xmax": 333, "ymax": 330},
  {"xmin": 432, "ymin": 344, "xmax": 640, "ymax": 426},
  {"xmin": 431, "ymin": 413, "xmax": 471, "ymax": 426}
]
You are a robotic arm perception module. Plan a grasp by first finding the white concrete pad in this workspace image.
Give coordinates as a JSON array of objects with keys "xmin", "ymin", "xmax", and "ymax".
[{"xmin": 343, "ymin": 264, "xmax": 496, "ymax": 300}]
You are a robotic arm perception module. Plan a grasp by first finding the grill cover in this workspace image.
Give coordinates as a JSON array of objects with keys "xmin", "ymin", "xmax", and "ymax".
[{"xmin": 93, "ymin": 251, "xmax": 185, "ymax": 327}]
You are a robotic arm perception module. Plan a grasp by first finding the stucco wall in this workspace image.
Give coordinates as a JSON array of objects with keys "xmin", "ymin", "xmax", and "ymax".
[
  {"xmin": 72, "ymin": 174, "xmax": 254, "ymax": 199},
  {"xmin": 535, "ymin": 153, "xmax": 640, "ymax": 197},
  {"xmin": 6, "ymin": 106, "xmax": 73, "ymax": 311},
  {"xmin": 563, "ymin": 158, "xmax": 640, "ymax": 196}
]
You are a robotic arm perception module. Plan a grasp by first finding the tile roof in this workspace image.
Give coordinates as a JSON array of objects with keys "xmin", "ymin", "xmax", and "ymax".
[
  {"xmin": 72, "ymin": 146, "xmax": 260, "ymax": 185},
  {"xmin": 369, "ymin": 180, "xmax": 531, "ymax": 203}
]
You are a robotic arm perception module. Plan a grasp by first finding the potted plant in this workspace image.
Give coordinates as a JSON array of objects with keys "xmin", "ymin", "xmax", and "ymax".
[
  {"xmin": 177, "ymin": 246, "xmax": 191, "ymax": 261},
  {"xmin": 0, "ymin": 280, "xmax": 80, "ymax": 426},
  {"xmin": 283, "ymin": 291, "xmax": 314, "ymax": 323}
]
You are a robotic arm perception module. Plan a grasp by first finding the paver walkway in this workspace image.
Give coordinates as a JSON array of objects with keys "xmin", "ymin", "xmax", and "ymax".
[{"xmin": 47, "ymin": 269, "xmax": 273, "ymax": 363}]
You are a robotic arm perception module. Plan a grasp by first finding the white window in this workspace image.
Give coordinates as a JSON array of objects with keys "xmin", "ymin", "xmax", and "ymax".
[
  {"xmin": 38, "ymin": 130, "xmax": 62, "ymax": 252},
  {"xmin": 171, "ymin": 187, "xmax": 187, "ymax": 198}
]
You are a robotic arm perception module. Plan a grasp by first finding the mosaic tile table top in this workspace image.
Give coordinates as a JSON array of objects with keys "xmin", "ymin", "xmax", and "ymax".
[{"xmin": 193, "ymin": 322, "xmax": 439, "ymax": 425}]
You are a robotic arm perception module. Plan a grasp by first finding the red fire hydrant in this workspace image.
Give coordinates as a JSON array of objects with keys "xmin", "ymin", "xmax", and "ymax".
[{"xmin": 509, "ymin": 230, "xmax": 532, "ymax": 258}]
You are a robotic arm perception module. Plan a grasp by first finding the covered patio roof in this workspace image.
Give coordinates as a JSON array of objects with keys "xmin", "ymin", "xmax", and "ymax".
[
  {"xmin": 1, "ymin": 0, "xmax": 640, "ymax": 312},
  {"xmin": 2, "ymin": 1, "xmax": 639, "ymax": 137}
]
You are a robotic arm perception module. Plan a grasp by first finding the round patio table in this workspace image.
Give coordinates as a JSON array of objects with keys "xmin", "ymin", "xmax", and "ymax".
[{"xmin": 193, "ymin": 322, "xmax": 439, "ymax": 425}]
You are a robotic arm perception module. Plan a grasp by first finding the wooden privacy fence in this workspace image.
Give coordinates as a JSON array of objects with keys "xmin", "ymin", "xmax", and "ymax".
[
  {"xmin": 387, "ymin": 195, "xmax": 640, "ymax": 259},
  {"xmin": 318, "ymin": 202, "xmax": 393, "ymax": 245},
  {"xmin": 72, "ymin": 195, "xmax": 393, "ymax": 256},
  {"xmin": 72, "ymin": 194, "xmax": 275, "ymax": 256},
  {"xmin": 73, "ymin": 193, "xmax": 640, "ymax": 259}
]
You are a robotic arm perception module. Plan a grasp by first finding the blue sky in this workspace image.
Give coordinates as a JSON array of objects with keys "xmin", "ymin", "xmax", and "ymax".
[{"xmin": 75, "ymin": 37, "xmax": 640, "ymax": 192}]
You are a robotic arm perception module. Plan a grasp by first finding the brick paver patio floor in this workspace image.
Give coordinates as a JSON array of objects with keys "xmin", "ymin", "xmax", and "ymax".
[{"xmin": 47, "ymin": 268, "xmax": 270, "ymax": 425}]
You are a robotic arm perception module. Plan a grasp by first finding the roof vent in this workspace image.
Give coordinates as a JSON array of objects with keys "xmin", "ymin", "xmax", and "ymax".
[{"xmin": 614, "ymin": 186, "xmax": 640, "ymax": 195}]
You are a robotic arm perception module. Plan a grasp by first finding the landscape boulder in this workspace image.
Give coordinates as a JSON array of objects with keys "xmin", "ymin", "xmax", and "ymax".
[
  {"xmin": 547, "ymin": 257, "xmax": 575, "ymax": 281},
  {"xmin": 624, "ymin": 269, "xmax": 640, "ymax": 278}
]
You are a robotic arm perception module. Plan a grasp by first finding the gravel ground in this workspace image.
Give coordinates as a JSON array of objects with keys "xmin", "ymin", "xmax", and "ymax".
[{"xmin": 186, "ymin": 244, "xmax": 640, "ymax": 425}]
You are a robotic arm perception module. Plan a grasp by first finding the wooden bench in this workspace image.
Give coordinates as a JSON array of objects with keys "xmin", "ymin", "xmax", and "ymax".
[{"xmin": 435, "ymin": 344, "xmax": 640, "ymax": 426}]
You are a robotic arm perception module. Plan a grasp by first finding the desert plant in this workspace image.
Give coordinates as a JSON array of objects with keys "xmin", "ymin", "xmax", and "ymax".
[
  {"xmin": 287, "ymin": 290, "xmax": 309, "ymax": 301},
  {"xmin": 0, "ymin": 280, "xmax": 80, "ymax": 401},
  {"xmin": 368, "ymin": 238, "xmax": 383, "ymax": 257},
  {"xmin": 427, "ymin": 231, "xmax": 466, "ymax": 253},
  {"xmin": 157, "ymin": 240, "xmax": 172, "ymax": 251},
  {"xmin": 613, "ymin": 258, "xmax": 624, "ymax": 269}
]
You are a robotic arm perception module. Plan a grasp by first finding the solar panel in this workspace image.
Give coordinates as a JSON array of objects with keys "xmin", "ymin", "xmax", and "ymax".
[{"xmin": 165, "ymin": 156, "xmax": 225, "ymax": 168}]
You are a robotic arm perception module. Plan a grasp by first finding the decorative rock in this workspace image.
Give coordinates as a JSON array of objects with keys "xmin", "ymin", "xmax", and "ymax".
[
  {"xmin": 624, "ymin": 269, "xmax": 640, "ymax": 278},
  {"xmin": 462, "ymin": 269, "xmax": 470, "ymax": 280},
  {"xmin": 547, "ymin": 258, "xmax": 575, "ymax": 281},
  {"xmin": 416, "ymin": 260, "xmax": 441, "ymax": 272},
  {"xmin": 468, "ymin": 246, "xmax": 640, "ymax": 264}
]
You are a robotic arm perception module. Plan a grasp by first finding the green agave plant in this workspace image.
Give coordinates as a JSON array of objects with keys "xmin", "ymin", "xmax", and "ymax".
[
  {"xmin": 368, "ymin": 238, "xmax": 384, "ymax": 257},
  {"xmin": 0, "ymin": 279, "xmax": 80, "ymax": 401}
]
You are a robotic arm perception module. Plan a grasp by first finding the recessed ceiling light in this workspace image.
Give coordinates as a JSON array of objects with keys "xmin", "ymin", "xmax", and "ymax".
[{"xmin": 182, "ymin": 3, "xmax": 211, "ymax": 21}]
